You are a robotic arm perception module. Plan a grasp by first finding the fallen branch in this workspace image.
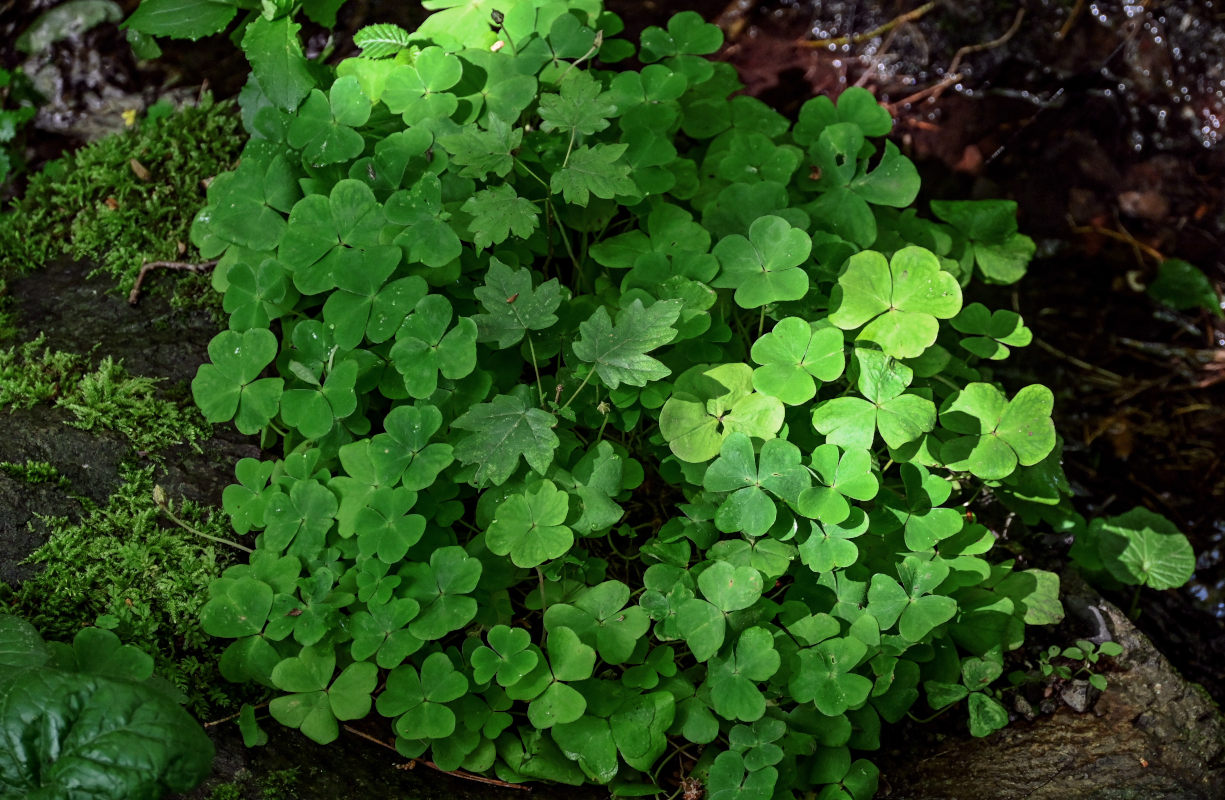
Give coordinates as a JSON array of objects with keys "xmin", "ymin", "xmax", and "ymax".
[
  {"xmin": 128, "ymin": 259, "xmax": 217, "ymax": 305},
  {"xmin": 800, "ymin": 1, "xmax": 937, "ymax": 49},
  {"xmin": 948, "ymin": 8, "xmax": 1026, "ymax": 75}
]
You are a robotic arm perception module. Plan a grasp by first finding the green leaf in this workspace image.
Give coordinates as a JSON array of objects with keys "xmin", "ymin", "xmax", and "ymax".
[
  {"xmin": 200, "ymin": 577, "xmax": 274, "ymax": 638},
  {"xmin": 462, "ymin": 184, "xmax": 541, "ymax": 249},
  {"xmin": 610, "ymin": 691, "xmax": 675, "ymax": 772},
  {"xmin": 452, "ymin": 392, "xmax": 560, "ymax": 486},
  {"xmin": 486, "ymin": 480, "xmax": 575, "ymax": 568},
  {"xmin": 705, "ymin": 626, "xmax": 779, "ymax": 722},
  {"xmin": 471, "ymin": 625, "xmax": 538, "ymax": 687},
  {"xmin": 790, "ymin": 636, "xmax": 871, "ymax": 716},
  {"xmin": 750, "ymin": 318, "xmax": 845, "ymax": 404},
  {"xmin": 542, "ymin": 581, "xmax": 650, "ymax": 665},
  {"xmin": 707, "ymin": 751, "xmax": 777, "ymax": 800},
  {"xmin": 713, "ymin": 215, "xmax": 811, "ymax": 309},
  {"xmin": 704, "ymin": 433, "xmax": 810, "ymax": 535},
  {"xmin": 639, "ymin": 10, "xmax": 723, "ymax": 62},
  {"xmin": 281, "ymin": 359, "xmax": 359, "ymax": 439},
  {"xmin": 389, "ymin": 295, "xmax": 478, "ymax": 399},
  {"xmin": 192, "ymin": 329, "xmax": 283, "ymax": 434},
  {"xmin": 386, "ymin": 174, "xmax": 463, "ymax": 267},
  {"xmin": 382, "ymin": 47, "xmax": 463, "ymax": 125},
  {"xmin": 539, "ymin": 71, "xmax": 615, "ymax": 136},
  {"xmin": 123, "ymin": 0, "xmax": 236, "ymax": 39},
  {"xmin": 798, "ymin": 509, "xmax": 870, "ymax": 573},
  {"xmin": 829, "ymin": 247, "xmax": 962, "ymax": 358},
  {"xmin": 811, "ymin": 349, "xmax": 935, "ymax": 450},
  {"xmin": 1148, "ymin": 259, "xmax": 1222, "ymax": 317},
  {"xmin": 472, "ymin": 258, "xmax": 562, "ymax": 348},
  {"xmin": 940, "ymin": 383, "xmax": 1055, "ymax": 480},
  {"xmin": 574, "ymin": 299, "xmax": 682, "ymax": 390},
  {"xmin": 660, "ymin": 363, "xmax": 785, "ymax": 463},
  {"xmin": 967, "ymin": 692, "xmax": 1009, "ymax": 737},
  {"xmin": 286, "ymin": 85, "xmax": 367, "ymax": 166},
  {"xmin": 440, "ymin": 113, "xmax": 522, "ymax": 180},
  {"xmin": 353, "ymin": 22, "xmax": 412, "ymax": 59},
  {"xmin": 797, "ymin": 445, "xmax": 877, "ymax": 525},
  {"xmin": 1093, "ymin": 507, "xmax": 1195, "ymax": 590},
  {"xmin": 402, "ymin": 546, "xmax": 482, "ymax": 640},
  {"xmin": 552, "ymin": 144, "xmax": 636, "ymax": 206},
  {"xmin": 698, "ymin": 560, "xmax": 763, "ymax": 613},
  {"xmin": 242, "ymin": 16, "xmax": 315, "ymax": 113},
  {"xmin": 950, "ymin": 302, "xmax": 1032, "ymax": 360}
]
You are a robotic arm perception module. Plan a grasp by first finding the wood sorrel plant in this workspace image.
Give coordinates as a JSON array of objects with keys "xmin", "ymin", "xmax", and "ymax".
[{"xmin": 189, "ymin": 3, "xmax": 1065, "ymax": 797}]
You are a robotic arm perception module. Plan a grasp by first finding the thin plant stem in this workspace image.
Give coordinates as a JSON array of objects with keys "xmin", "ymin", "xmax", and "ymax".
[
  {"xmin": 561, "ymin": 371, "xmax": 594, "ymax": 411},
  {"xmin": 526, "ymin": 335, "xmax": 545, "ymax": 406}
]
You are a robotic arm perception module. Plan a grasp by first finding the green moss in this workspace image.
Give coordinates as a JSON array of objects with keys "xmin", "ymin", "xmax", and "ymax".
[
  {"xmin": 0, "ymin": 94, "xmax": 244, "ymax": 299},
  {"xmin": 60, "ymin": 356, "xmax": 211, "ymax": 452},
  {"xmin": 204, "ymin": 768, "xmax": 301, "ymax": 800},
  {"xmin": 0, "ymin": 335, "xmax": 83, "ymax": 407},
  {"xmin": 0, "ymin": 337, "xmax": 210, "ymax": 451},
  {"xmin": 0, "ymin": 465, "xmax": 255, "ymax": 716},
  {"xmin": 0, "ymin": 460, "xmax": 70, "ymax": 488}
]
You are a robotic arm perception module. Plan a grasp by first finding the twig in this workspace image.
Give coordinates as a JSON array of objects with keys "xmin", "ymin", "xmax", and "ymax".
[
  {"xmin": 128, "ymin": 259, "xmax": 218, "ymax": 304},
  {"xmin": 203, "ymin": 702, "xmax": 268, "ymax": 728},
  {"xmin": 800, "ymin": 1, "xmax": 937, "ymax": 48},
  {"xmin": 1033, "ymin": 338, "xmax": 1124, "ymax": 383},
  {"xmin": 1057, "ymin": 0, "xmax": 1086, "ymax": 40},
  {"xmin": 1067, "ymin": 220, "xmax": 1166, "ymax": 263},
  {"xmin": 342, "ymin": 725, "xmax": 531, "ymax": 791},
  {"xmin": 886, "ymin": 72, "xmax": 962, "ymax": 111},
  {"xmin": 948, "ymin": 8, "xmax": 1026, "ymax": 75}
]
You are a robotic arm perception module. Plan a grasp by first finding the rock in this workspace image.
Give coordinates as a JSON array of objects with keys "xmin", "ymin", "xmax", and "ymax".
[{"xmin": 877, "ymin": 571, "xmax": 1225, "ymax": 799}]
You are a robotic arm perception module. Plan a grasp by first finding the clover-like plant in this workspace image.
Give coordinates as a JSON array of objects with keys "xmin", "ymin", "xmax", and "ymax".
[{"xmin": 179, "ymin": 3, "xmax": 1097, "ymax": 798}]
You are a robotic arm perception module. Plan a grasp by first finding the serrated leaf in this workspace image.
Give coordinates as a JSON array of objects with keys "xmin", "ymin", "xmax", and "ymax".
[
  {"xmin": 573, "ymin": 299, "xmax": 682, "ymax": 390},
  {"xmin": 353, "ymin": 23, "xmax": 412, "ymax": 59},
  {"xmin": 452, "ymin": 393, "xmax": 560, "ymax": 486},
  {"xmin": 552, "ymin": 143, "xmax": 636, "ymax": 206},
  {"xmin": 473, "ymin": 258, "xmax": 562, "ymax": 348}
]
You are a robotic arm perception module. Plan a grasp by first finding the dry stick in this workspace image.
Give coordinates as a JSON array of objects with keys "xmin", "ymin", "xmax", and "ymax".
[
  {"xmin": 128, "ymin": 259, "xmax": 218, "ymax": 305},
  {"xmin": 1068, "ymin": 221, "xmax": 1167, "ymax": 263},
  {"xmin": 887, "ymin": 8, "xmax": 1026, "ymax": 111},
  {"xmin": 886, "ymin": 72, "xmax": 962, "ymax": 111},
  {"xmin": 947, "ymin": 7, "xmax": 1026, "ymax": 76},
  {"xmin": 341, "ymin": 725, "xmax": 531, "ymax": 791},
  {"xmin": 203, "ymin": 703, "xmax": 268, "ymax": 728},
  {"xmin": 1033, "ymin": 338, "xmax": 1125, "ymax": 384},
  {"xmin": 1057, "ymin": 0, "xmax": 1086, "ymax": 40},
  {"xmin": 800, "ymin": 1, "xmax": 937, "ymax": 48}
]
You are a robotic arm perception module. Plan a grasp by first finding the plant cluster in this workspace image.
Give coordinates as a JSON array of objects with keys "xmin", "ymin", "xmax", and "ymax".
[
  {"xmin": 180, "ymin": 3, "xmax": 1081, "ymax": 797},
  {"xmin": 0, "ymin": 613, "xmax": 214, "ymax": 799},
  {"xmin": 1, "ymin": 465, "xmax": 247, "ymax": 716},
  {"xmin": 1012, "ymin": 639, "xmax": 1125, "ymax": 693},
  {"xmin": 0, "ymin": 94, "xmax": 243, "ymax": 299}
]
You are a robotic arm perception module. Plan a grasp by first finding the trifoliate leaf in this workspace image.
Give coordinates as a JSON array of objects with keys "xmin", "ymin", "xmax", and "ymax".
[
  {"xmin": 704, "ymin": 433, "xmax": 810, "ymax": 535},
  {"xmin": 829, "ymin": 246, "xmax": 962, "ymax": 358},
  {"xmin": 660, "ymin": 363, "xmax": 785, "ymax": 463},
  {"xmin": 750, "ymin": 317, "xmax": 845, "ymax": 404},
  {"xmin": 573, "ymin": 299, "xmax": 682, "ymax": 390},
  {"xmin": 790, "ymin": 636, "xmax": 871, "ymax": 716},
  {"xmin": 486, "ymin": 480, "xmax": 575, "ymax": 568},
  {"xmin": 713, "ymin": 215, "xmax": 812, "ymax": 309},
  {"xmin": 950, "ymin": 302, "xmax": 1032, "ymax": 360},
  {"xmin": 939, "ymin": 383, "xmax": 1055, "ymax": 480}
]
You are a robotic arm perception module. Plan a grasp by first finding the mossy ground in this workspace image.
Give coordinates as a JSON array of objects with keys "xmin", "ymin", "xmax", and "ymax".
[
  {"xmin": 0, "ymin": 93, "xmax": 243, "ymax": 303},
  {"xmin": 0, "ymin": 96, "xmax": 255, "ymax": 718}
]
